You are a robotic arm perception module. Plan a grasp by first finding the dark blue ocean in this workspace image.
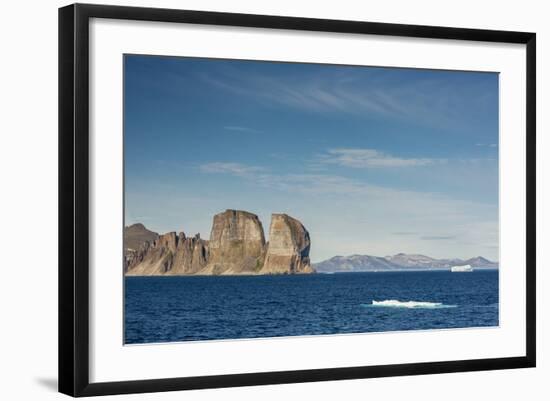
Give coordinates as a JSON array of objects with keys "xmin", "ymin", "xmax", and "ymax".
[{"xmin": 124, "ymin": 270, "xmax": 498, "ymax": 344}]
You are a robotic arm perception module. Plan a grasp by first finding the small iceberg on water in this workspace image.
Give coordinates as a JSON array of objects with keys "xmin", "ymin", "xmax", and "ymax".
[
  {"xmin": 363, "ymin": 299, "xmax": 457, "ymax": 309},
  {"xmin": 451, "ymin": 264, "xmax": 473, "ymax": 272}
]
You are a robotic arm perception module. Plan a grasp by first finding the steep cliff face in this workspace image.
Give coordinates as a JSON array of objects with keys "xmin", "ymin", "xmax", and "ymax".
[
  {"xmin": 124, "ymin": 210, "xmax": 314, "ymax": 276},
  {"xmin": 261, "ymin": 214, "xmax": 313, "ymax": 274},
  {"xmin": 125, "ymin": 232, "xmax": 209, "ymax": 275},
  {"xmin": 125, "ymin": 232, "xmax": 178, "ymax": 275},
  {"xmin": 125, "ymin": 241, "xmax": 152, "ymax": 273},
  {"xmin": 203, "ymin": 210, "xmax": 266, "ymax": 275},
  {"xmin": 170, "ymin": 233, "xmax": 209, "ymax": 275}
]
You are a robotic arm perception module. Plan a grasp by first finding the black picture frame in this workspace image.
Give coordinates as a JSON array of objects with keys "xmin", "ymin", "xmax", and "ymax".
[{"xmin": 59, "ymin": 3, "xmax": 536, "ymax": 397}]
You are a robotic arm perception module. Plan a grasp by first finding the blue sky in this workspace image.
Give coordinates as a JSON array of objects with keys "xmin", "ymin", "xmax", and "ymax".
[{"xmin": 124, "ymin": 55, "xmax": 499, "ymax": 262}]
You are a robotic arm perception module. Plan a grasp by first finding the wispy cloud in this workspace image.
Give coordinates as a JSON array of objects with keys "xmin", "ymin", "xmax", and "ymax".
[
  {"xmin": 393, "ymin": 232, "xmax": 418, "ymax": 236},
  {"xmin": 421, "ymin": 235, "xmax": 457, "ymax": 240},
  {"xmin": 476, "ymin": 143, "xmax": 498, "ymax": 148},
  {"xmin": 201, "ymin": 163, "xmax": 370, "ymax": 195},
  {"xmin": 199, "ymin": 162, "xmax": 264, "ymax": 177},
  {"xmin": 223, "ymin": 126, "xmax": 262, "ymax": 134},
  {"xmin": 199, "ymin": 161, "xmax": 450, "ymax": 203},
  {"xmin": 319, "ymin": 148, "xmax": 438, "ymax": 168},
  {"xmin": 202, "ymin": 72, "xmax": 405, "ymax": 117},
  {"xmin": 199, "ymin": 67, "xmax": 496, "ymax": 130},
  {"xmin": 257, "ymin": 173, "xmax": 371, "ymax": 195}
]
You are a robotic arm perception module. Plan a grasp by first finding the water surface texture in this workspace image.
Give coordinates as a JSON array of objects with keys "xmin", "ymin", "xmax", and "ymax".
[{"xmin": 125, "ymin": 270, "xmax": 498, "ymax": 344}]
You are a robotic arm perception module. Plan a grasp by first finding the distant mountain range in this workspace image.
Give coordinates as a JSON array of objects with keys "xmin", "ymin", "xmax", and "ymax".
[{"xmin": 313, "ymin": 253, "xmax": 498, "ymax": 273}]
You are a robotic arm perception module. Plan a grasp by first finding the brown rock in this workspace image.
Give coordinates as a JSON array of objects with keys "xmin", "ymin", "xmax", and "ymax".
[
  {"xmin": 261, "ymin": 214, "xmax": 314, "ymax": 274},
  {"xmin": 203, "ymin": 210, "xmax": 266, "ymax": 275},
  {"xmin": 124, "ymin": 212, "xmax": 315, "ymax": 276},
  {"xmin": 125, "ymin": 232, "xmax": 178, "ymax": 275},
  {"xmin": 124, "ymin": 223, "xmax": 158, "ymax": 257},
  {"xmin": 125, "ymin": 240, "xmax": 152, "ymax": 272},
  {"xmin": 170, "ymin": 233, "xmax": 209, "ymax": 275}
]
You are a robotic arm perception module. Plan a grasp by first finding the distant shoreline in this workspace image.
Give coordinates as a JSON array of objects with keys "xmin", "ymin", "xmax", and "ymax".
[
  {"xmin": 124, "ymin": 268, "xmax": 499, "ymax": 278},
  {"xmin": 317, "ymin": 267, "xmax": 499, "ymax": 274}
]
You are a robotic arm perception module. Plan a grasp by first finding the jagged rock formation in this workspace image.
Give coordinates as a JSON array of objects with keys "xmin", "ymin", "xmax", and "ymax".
[
  {"xmin": 124, "ymin": 210, "xmax": 314, "ymax": 276},
  {"xmin": 124, "ymin": 223, "xmax": 158, "ymax": 257},
  {"xmin": 125, "ymin": 240, "xmax": 153, "ymax": 273},
  {"xmin": 171, "ymin": 233, "xmax": 209, "ymax": 275},
  {"xmin": 125, "ymin": 231, "xmax": 209, "ymax": 275},
  {"xmin": 261, "ymin": 214, "xmax": 313, "ymax": 274}
]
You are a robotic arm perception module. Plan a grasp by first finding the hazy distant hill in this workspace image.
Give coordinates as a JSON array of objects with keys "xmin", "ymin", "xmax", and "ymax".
[
  {"xmin": 463, "ymin": 256, "xmax": 498, "ymax": 268},
  {"xmin": 124, "ymin": 223, "xmax": 158, "ymax": 256},
  {"xmin": 314, "ymin": 253, "xmax": 498, "ymax": 273}
]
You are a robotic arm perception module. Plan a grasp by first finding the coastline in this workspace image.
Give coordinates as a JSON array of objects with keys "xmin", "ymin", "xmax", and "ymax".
[{"xmin": 124, "ymin": 267, "xmax": 499, "ymax": 277}]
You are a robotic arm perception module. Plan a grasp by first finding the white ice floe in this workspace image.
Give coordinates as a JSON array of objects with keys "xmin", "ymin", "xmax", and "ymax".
[{"xmin": 366, "ymin": 299, "xmax": 457, "ymax": 309}]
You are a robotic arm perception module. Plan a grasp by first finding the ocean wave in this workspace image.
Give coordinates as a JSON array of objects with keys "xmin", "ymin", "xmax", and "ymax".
[
  {"xmin": 363, "ymin": 299, "xmax": 457, "ymax": 309},
  {"xmin": 472, "ymin": 303, "xmax": 499, "ymax": 309}
]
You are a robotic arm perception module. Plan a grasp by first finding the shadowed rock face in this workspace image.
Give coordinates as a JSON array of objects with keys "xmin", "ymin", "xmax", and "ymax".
[
  {"xmin": 125, "ymin": 232, "xmax": 209, "ymax": 276},
  {"xmin": 125, "ymin": 232, "xmax": 177, "ymax": 275},
  {"xmin": 203, "ymin": 210, "xmax": 266, "ymax": 275},
  {"xmin": 170, "ymin": 233, "xmax": 209, "ymax": 275},
  {"xmin": 261, "ymin": 214, "xmax": 313, "ymax": 274},
  {"xmin": 124, "ymin": 209, "xmax": 314, "ymax": 275},
  {"xmin": 125, "ymin": 241, "xmax": 152, "ymax": 273},
  {"xmin": 124, "ymin": 223, "xmax": 158, "ymax": 257}
]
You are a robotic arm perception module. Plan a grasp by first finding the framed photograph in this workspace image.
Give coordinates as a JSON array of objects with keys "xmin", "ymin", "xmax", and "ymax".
[{"xmin": 58, "ymin": 3, "xmax": 536, "ymax": 397}]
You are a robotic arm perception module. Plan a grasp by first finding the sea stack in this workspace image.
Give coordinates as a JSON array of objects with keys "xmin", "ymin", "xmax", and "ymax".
[
  {"xmin": 262, "ymin": 214, "xmax": 314, "ymax": 274},
  {"xmin": 202, "ymin": 210, "xmax": 266, "ymax": 275}
]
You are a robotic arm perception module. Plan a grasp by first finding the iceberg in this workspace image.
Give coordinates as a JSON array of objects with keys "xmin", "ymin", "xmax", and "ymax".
[
  {"xmin": 451, "ymin": 264, "xmax": 473, "ymax": 272},
  {"xmin": 365, "ymin": 299, "xmax": 457, "ymax": 309}
]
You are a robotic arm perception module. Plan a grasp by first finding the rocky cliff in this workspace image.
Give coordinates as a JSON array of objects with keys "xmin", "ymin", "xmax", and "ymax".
[
  {"xmin": 261, "ymin": 214, "xmax": 313, "ymax": 274},
  {"xmin": 124, "ymin": 223, "xmax": 158, "ymax": 257},
  {"xmin": 124, "ymin": 210, "xmax": 314, "ymax": 276},
  {"xmin": 125, "ymin": 231, "xmax": 210, "ymax": 275},
  {"xmin": 202, "ymin": 210, "xmax": 266, "ymax": 275}
]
